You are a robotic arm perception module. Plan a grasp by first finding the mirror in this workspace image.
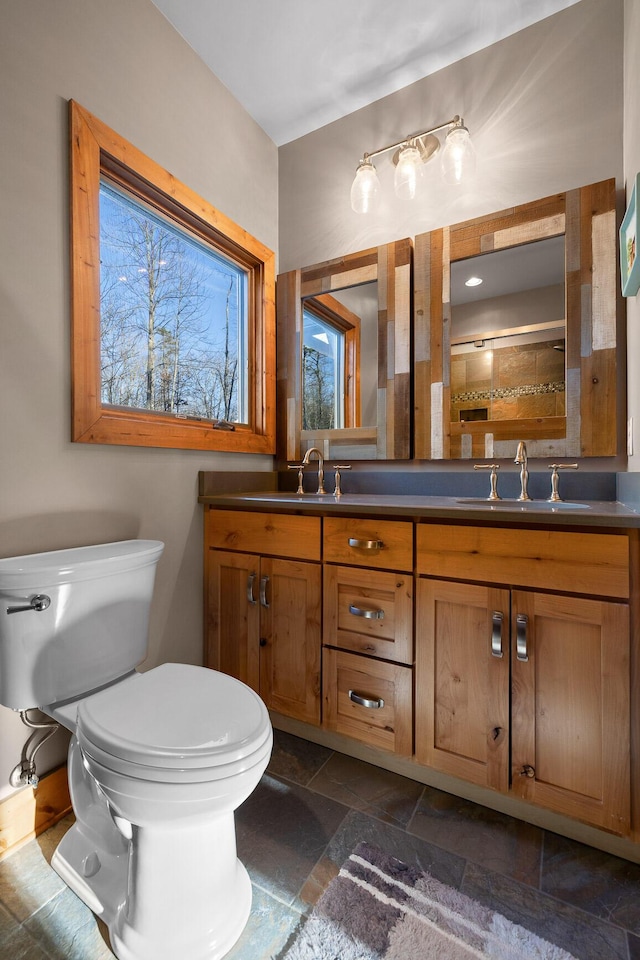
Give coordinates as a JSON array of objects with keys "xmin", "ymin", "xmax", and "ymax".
[
  {"xmin": 450, "ymin": 236, "xmax": 566, "ymax": 428},
  {"xmin": 277, "ymin": 240, "xmax": 412, "ymax": 461},
  {"xmin": 414, "ymin": 179, "xmax": 619, "ymax": 459}
]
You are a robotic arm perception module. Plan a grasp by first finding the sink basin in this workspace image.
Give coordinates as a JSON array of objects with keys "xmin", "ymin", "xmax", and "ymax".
[
  {"xmin": 457, "ymin": 498, "xmax": 590, "ymax": 511},
  {"xmin": 230, "ymin": 492, "xmax": 332, "ymax": 503}
]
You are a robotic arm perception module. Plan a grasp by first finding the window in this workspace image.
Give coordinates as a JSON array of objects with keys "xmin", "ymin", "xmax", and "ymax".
[
  {"xmin": 301, "ymin": 294, "xmax": 360, "ymax": 432},
  {"xmin": 302, "ymin": 308, "xmax": 344, "ymax": 429},
  {"xmin": 70, "ymin": 101, "xmax": 275, "ymax": 453}
]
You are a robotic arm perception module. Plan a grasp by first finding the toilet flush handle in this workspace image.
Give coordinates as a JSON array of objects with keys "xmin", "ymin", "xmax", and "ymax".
[{"xmin": 6, "ymin": 594, "xmax": 51, "ymax": 615}]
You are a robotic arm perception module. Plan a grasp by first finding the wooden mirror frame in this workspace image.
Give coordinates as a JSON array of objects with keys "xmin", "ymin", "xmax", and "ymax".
[
  {"xmin": 276, "ymin": 239, "xmax": 412, "ymax": 461},
  {"xmin": 414, "ymin": 179, "xmax": 621, "ymax": 459}
]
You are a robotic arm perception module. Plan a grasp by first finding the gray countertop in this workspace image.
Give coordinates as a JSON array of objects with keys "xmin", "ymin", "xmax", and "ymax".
[{"xmin": 198, "ymin": 490, "xmax": 640, "ymax": 529}]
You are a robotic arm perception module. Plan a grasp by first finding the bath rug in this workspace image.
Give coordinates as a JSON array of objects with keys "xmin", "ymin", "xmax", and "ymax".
[{"xmin": 281, "ymin": 841, "xmax": 578, "ymax": 960}]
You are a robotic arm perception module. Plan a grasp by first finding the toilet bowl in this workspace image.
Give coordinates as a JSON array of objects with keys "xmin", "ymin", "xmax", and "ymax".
[{"xmin": 0, "ymin": 540, "xmax": 272, "ymax": 960}]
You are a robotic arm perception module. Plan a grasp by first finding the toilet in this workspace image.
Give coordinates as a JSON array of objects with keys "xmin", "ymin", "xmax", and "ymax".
[{"xmin": 0, "ymin": 539, "xmax": 272, "ymax": 960}]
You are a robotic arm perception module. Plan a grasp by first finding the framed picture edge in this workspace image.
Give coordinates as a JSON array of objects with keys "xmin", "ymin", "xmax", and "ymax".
[{"xmin": 620, "ymin": 172, "xmax": 640, "ymax": 297}]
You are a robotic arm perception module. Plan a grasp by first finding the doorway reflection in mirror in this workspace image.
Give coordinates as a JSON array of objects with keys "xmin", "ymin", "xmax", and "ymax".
[{"xmin": 450, "ymin": 235, "xmax": 565, "ymax": 426}]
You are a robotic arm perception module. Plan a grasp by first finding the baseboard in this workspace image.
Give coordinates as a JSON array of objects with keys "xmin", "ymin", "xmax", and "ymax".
[{"xmin": 0, "ymin": 765, "xmax": 71, "ymax": 861}]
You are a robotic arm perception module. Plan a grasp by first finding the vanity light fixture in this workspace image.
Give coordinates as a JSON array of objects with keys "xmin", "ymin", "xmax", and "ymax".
[{"xmin": 350, "ymin": 115, "xmax": 475, "ymax": 214}]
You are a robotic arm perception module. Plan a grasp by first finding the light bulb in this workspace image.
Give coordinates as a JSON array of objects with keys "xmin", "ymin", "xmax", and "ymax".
[
  {"xmin": 394, "ymin": 143, "xmax": 422, "ymax": 200},
  {"xmin": 350, "ymin": 159, "xmax": 380, "ymax": 214},
  {"xmin": 441, "ymin": 124, "xmax": 476, "ymax": 185}
]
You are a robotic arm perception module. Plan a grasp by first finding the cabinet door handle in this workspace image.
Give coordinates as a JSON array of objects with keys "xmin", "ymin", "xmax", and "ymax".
[
  {"xmin": 516, "ymin": 613, "xmax": 529, "ymax": 662},
  {"xmin": 348, "ymin": 537, "xmax": 384, "ymax": 551},
  {"xmin": 348, "ymin": 690, "xmax": 384, "ymax": 709},
  {"xmin": 259, "ymin": 575, "xmax": 270, "ymax": 609},
  {"xmin": 491, "ymin": 611, "xmax": 504, "ymax": 658},
  {"xmin": 247, "ymin": 573, "xmax": 257, "ymax": 605},
  {"xmin": 348, "ymin": 603, "xmax": 384, "ymax": 620}
]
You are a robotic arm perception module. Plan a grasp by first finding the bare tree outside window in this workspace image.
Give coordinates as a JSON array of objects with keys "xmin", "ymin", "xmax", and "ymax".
[
  {"xmin": 302, "ymin": 344, "xmax": 336, "ymax": 429},
  {"xmin": 302, "ymin": 307, "xmax": 344, "ymax": 430},
  {"xmin": 99, "ymin": 181, "xmax": 247, "ymax": 422}
]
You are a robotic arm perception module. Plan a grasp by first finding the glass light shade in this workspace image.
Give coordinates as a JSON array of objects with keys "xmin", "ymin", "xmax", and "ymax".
[
  {"xmin": 441, "ymin": 125, "xmax": 476, "ymax": 185},
  {"xmin": 394, "ymin": 144, "xmax": 423, "ymax": 199},
  {"xmin": 350, "ymin": 160, "xmax": 380, "ymax": 214}
]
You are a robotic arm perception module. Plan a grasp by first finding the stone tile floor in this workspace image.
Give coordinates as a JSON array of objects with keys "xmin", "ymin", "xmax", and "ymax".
[{"xmin": 2, "ymin": 729, "xmax": 640, "ymax": 959}]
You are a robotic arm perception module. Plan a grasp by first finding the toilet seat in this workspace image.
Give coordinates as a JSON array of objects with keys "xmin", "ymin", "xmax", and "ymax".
[{"xmin": 76, "ymin": 663, "xmax": 271, "ymax": 784}]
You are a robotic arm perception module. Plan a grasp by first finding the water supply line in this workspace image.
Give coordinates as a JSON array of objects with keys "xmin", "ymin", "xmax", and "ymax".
[{"xmin": 9, "ymin": 710, "xmax": 60, "ymax": 788}]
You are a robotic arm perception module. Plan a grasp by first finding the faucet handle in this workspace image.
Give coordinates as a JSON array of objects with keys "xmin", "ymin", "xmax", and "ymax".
[
  {"xmin": 287, "ymin": 462, "xmax": 305, "ymax": 494},
  {"xmin": 332, "ymin": 465, "xmax": 351, "ymax": 497},
  {"xmin": 547, "ymin": 463, "xmax": 578, "ymax": 502},
  {"xmin": 473, "ymin": 463, "xmax": 501, "ymax": 501}
]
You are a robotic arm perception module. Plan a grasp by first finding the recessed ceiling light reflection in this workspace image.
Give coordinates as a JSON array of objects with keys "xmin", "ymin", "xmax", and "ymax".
[{"xmin": 465, "ymin": 276, "xmax": 483, "ymax": 287}]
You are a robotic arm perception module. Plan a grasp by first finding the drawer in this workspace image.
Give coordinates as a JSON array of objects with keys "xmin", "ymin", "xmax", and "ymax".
[
  {"xmin": 323, "ymin": 565, "xmax": 413, "ymax": 664},
  {"xmin": 323, "ymin": 517, "xmax": 413, "ymax": 571},
  {"xmin": 206, "ymin": 509, "xmax": 321, "ymax": 561},
  {"xmin": 416, "ymin": 523, "xmax": 629, "ymax": 599},
  {"xmin": 323, "ymin": 648, "xmax": 413, "ymax": 756}
]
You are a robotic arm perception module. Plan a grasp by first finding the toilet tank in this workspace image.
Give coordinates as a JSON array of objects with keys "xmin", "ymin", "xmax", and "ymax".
[{"xmin": 0, "ymin": 540, "xmax": 164, "ymax": 711}]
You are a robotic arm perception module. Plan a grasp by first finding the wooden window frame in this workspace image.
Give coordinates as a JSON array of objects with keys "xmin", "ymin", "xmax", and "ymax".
[{"xmin": 69, "ymin": 100, "xmax": 275, "ymax": 453}]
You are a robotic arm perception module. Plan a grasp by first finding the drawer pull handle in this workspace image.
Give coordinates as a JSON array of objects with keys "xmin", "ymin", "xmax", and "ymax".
[
  {"xmin": 348, "ymin": 690, "xmax": 384, "ymax": 709},
  {"xmin": 247, "ymin": 573, "xmax": 257, "ymax": 605},
  {"xmin": 348, "ymin": 538, "xmax": 384, "ymax": 551},
  {"xmin": 491, "ymin": 611, "xmax": 503, "ymax": 658},
  {"xmin": 260, "ymin": 575, "xmax": 270, "ymax": 609},
  {"xmin": 516, "ymin": 613, "xmax": 529, "ymax": 662},
  {"xmin": 348, "ymin": 603, "xmax": 384, "ymax": 620}
]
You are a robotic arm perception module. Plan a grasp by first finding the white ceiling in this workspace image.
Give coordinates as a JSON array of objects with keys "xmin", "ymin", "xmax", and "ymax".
[{"xmin": 150, "ymin": 0, "xmax": 582, "ymax": 146}]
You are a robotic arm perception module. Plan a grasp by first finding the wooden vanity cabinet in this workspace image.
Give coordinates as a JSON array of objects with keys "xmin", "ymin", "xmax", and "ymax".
[
  {"xmin": 415, "ymin": 523, "xmax": 631, "ymax": 835},
  {"xmin": 322, "ymin": 517, "xmax": 414, "ymax": 756},
  {"xmin": 203, "ymin": 501, "xmax": 637, "ymax": 844},
  {"xmin": 205, "ymin": 509, "xmax": 322, "ymax": 724}
]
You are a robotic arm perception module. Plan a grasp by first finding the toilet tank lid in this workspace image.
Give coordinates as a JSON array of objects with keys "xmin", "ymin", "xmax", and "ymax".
[
  {"xmin": 0, "ymin": 540, "xmax": 164, "ymax": 588},
  {"xmin": 77, "ymin": 663, "xmax": 271, "ymax": 770}
]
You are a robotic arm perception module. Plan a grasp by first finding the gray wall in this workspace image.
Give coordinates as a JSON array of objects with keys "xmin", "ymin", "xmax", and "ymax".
[
  {"xmin": 0, "ymin": 0, "xmax": 278, "ymax": 800},
  {"xmin": 279, "ymin": 0, "xmax": 623, "ymax": 273}
]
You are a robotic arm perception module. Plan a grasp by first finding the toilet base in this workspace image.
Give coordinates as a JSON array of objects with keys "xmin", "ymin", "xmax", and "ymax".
[
  {"xmin": 111, "ymin": 860, "xmax": 252, "ymax": 960},
  {"xmin": 54, "ymin": 739, "xmax": 257, "ymax": 960},
  {"xmin": 54, "ymin": 817, "xmax": 253, "ymax": 960},
  {"xmin": 52, "ymin": 822, "xmax": 129, "ymax": 924}
]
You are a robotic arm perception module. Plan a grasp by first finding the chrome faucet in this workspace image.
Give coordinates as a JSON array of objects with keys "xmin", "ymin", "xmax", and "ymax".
[
  {"xmin": 301, "ymin": 447, "xmax": 326, "ymax": 495},
  {"xmin": 514, "ymin": 441, "xmax": 531, "ymax": 501}
]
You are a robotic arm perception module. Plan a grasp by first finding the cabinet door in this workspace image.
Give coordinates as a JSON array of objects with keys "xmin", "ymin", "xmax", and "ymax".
[
  {"xmin": 259, "ymin": 557, "xmax": 322, "ymax": 725},
  {"xmin": 207, "ymin": 550, "xmax": 260, "ymax": 692},
  {"xmin": 415, "ymin": 579, "xmax": 510, "ymax": 791},
  {"xmin": 511, "ymin": 591, "xmax": 630, "ymax": 835}
]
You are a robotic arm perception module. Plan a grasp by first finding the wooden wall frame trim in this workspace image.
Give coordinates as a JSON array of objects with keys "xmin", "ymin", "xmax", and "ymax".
[{"xmin": 69, "ymin": 100, "xmax": 276, "ymax": 453}]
